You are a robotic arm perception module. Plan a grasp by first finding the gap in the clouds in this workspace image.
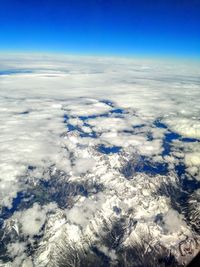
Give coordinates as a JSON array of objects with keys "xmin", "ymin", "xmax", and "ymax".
[
  {"xmin": 162, "ymin": 131, "xmax": 181, "ymax": 156},
  {"xmin": 153, "ymin": 119, "xmax": 179, "ymax": 157},
  {"xmin": 162, "ymin": 131, "xmax": 199, "ymax": 156},
  {"xmin": 0, "ymin": 69, "xmax": 33, "ymax": 75},
  {"xmin": 0, "ymin": 169, "xmax": 104, "ymax": 222},
  {"xmin": 100, "ymin": 99, "xmax": 115, "ymax": 108},
  {"xmin": 63, "ymin": 114, "xmax": 97, "ymax": 138},
  {"xmin": 136, "ymin": 157, "xmax": 169, "ymax": 176},
  {"xmin": 0, "ymin": 191, "xmax": 28, "ymax": 220},
  {"xmin": 78, "ymin": 114, "xmax": 104, "ymax": 121},
  {"xmin": 17, "ymin": 110, "xmax": 30, "ymax": 115},
  {"xmin": 133, "ymin": 124, "xmax": 146, "ymax": 129},
  {"xmin": 25, "ymin": 175, "xmax": 103, "ymax": 209},
  {"xmin": 63, "ymin": 114, "xmax": 69, "ymax": 123},
  {"xmin": 151, "ymin": 119, "xmax": 200, "ymax": 215},
  {"xmin": 176, "ymin": 160, "xmax": 200, "ymax": 194},
  {"xmin": 182, "ymin": 176, "xmax": 200, "ymax": 193},
  {"xmin": 146, "ymin": 131, "xmax": 154, "ymax": 141},
  {"xmin": 121, "ymin": 118, "xmax": 199, "ymax": 190},
  {"xmin": 110, "ymin": 108, "xmax": 124, "ymax": 115},
  {"xmin": 28, "ymin": 165, "xmax": 36, "ymax": 171},
  {"xmin": 98, "ymin": 144, "xmax": 122, "ymax": 154},
  {"xmin": 153, "ymin": 119, "xmax": 168, "ymax": 129},
  {"xmin": 67, "ymin": 122, "xmax": 97, "ymax": 138},
  {"xmin": 154, "ymin": 119, "xmax": 200, "ymax": 157},
  {"xmin": 122, "ymin": 155, "xmax": 169, "ymax": 178},
  {"xmin": 63, "ymin": 100, "xmax": 131, "ymax": 145},
  {"xmin": 181, "ymin": 137, "xmax": 200, "ymax": 143}
]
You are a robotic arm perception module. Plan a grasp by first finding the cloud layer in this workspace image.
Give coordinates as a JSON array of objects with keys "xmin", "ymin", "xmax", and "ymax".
[{"xmin": 0, "ymin": 54, "xmax": 199, "ymax": 266}]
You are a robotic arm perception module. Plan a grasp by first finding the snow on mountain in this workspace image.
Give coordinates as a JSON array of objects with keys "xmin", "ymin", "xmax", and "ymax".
[{"xmin": 0, "ymin": 54, "xmax": 199, "ymax": 266}]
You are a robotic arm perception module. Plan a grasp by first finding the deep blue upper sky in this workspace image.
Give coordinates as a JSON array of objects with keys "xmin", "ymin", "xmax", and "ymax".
[{"xmin": 0, "ymin": 0, "xmax": 200, "ymax": 58}]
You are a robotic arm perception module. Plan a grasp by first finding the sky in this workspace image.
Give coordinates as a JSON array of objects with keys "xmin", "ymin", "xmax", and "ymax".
[{"xmin": 0, "ymin": 0, "xmax": 200, "ymax": 59}]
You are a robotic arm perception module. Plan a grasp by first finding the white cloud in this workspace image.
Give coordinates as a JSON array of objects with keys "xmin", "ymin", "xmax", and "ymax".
[
  {"xmin": 164, "ymin": 117, "xmax": 200, "ymax": 139},
  {"xmin": 72, "ymin": 157, "xmax": 96, "ymax": 175},
  {"xmin": 185, "ymin": 152, "xmax": 200, "ymax": 166},
  {"xmin": 14, "ymin": 202, "xmax": 57, "ymax": 236},
  {"xmin": 63, "ymin": 98, "xmax": 112, "ymax": 116},
  {"xmin": 0, "ymin": 54, "xmax": 200, "ymax": 266},
  {"xmin": 163, "ymin": 209, "xmax": 187, "ymax": 233},
  {"xmin": 87, "ymin": 116, "xmax": 140, "ymax": 132}
]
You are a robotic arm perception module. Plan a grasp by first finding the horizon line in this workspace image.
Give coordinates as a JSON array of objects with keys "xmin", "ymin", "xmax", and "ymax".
[{"xmin": 0, "ymin": 49, "xmax": 200, "ymax": 65}]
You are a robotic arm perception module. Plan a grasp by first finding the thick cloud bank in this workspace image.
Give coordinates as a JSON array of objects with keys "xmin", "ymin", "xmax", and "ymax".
[{"xmin": 0, "ymin": 54, "xmax": 200, "ymax": 266}]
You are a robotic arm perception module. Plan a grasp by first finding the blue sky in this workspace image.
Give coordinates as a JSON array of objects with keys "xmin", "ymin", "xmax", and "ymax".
[{"xmin": 0, "ymin": 0, "xmax": 200, "ymax": 58}]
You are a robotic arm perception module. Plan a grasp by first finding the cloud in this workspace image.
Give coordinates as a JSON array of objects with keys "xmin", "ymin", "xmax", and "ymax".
[
  {"xmin": 185, "ymin": 152, "xmax": 200, "ymax": 166},
  {"xmin": 72, "ymin": 157, "xmax": 96, "ymax": 175},
  {"xmin": 0, "ymin": 54, "xmax": 200, "ymax": 266},
  {"xmin": 164, "ymin": 117, "xmax": 200, "ymax": 139},
  {"xmin": 163, "ymin": 209, "xmax": 187, "ymax": 233},
  {"xmin": 14, "ymin": 202, "xmax": 57, "ymax": 236}
]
